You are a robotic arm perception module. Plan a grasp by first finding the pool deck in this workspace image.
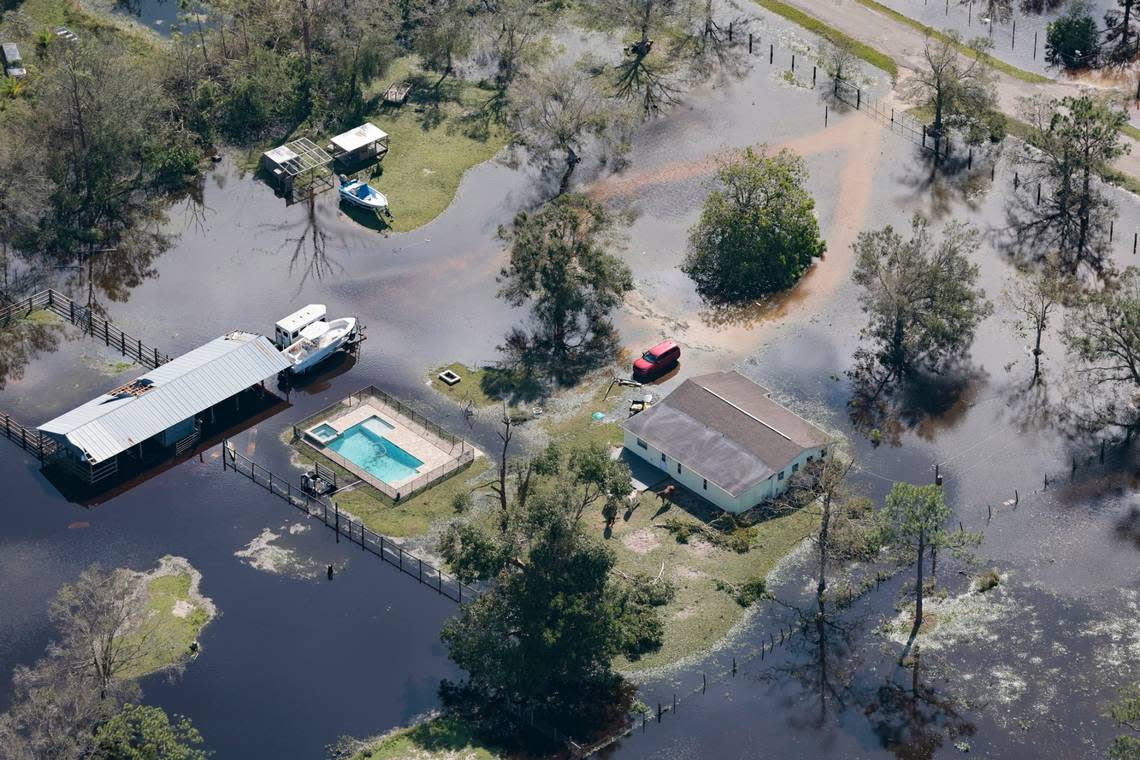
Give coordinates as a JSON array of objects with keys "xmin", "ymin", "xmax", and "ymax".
[{"xmin": 318, "ymin": 401, "xmax": 458, "ymax": 489}]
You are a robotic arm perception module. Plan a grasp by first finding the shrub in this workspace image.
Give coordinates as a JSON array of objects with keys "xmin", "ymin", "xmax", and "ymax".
[
  {"xmin": 975, "ymin": 568, "xmax": 1001, "ymax": 593},
  {"xmin": 1046, "ymin": 3, "xmax": 1098, "ymax": 69}
]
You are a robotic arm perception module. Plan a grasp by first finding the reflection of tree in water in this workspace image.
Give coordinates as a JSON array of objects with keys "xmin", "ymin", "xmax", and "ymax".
[
  {"xmin": 864, "ymin": 649, "xmax": 975, "ymax": 759},
  {"xmin": 848, "ymin": 350, "xmax": 986, "ymax": 446},
  {"xmin": 277, "ymin": 193, "xmax": 344, "ymax": 292},
  {"xmin": 762, "ymin": 597, "xmax": 862, "ymax": 729},
  {"xmin": 0, "ymin": 318, "xmax": 64, "ymax": 391}
]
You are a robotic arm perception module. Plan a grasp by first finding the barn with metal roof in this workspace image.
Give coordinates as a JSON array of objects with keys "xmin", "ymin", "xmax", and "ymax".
[{"xmin": 39, "ymin": 332, "xmax": 290, "ymax": 483}]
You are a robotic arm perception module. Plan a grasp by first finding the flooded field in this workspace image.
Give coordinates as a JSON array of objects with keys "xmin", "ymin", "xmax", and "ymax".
[{"xmin": 0, "ymin": 5, "xmax": 1137, "ymax": 758}]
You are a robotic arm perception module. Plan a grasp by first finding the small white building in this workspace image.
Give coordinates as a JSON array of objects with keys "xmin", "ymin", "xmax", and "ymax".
[{"xmin": 622, "ymin": 371, "xmax": 832, "ymax": 514}]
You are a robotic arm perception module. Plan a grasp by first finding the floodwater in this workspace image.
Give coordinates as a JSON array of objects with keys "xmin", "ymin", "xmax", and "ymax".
[{"xmin": 1, "ymin": 5, "xmax": 1138, "ymax": 759}]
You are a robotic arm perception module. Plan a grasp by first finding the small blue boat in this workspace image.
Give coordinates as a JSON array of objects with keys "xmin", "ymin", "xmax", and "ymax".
[{"xmin": 337, "ymin": 174, "xmax": 389, "ymax": 213}]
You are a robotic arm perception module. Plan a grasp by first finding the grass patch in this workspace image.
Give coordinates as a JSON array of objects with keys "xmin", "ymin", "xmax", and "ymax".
[
  {"xmin": 289, "ymin": 435, "xmax": 491, "ymax": 539},
  {"xmin": 850, "ymin": 0, "xmax": 1050, "ymax": 84},
  {"xmin": 350, "ymin": 717, "xmax": 501, "ymax": 760},
  {"xmin": 542, "ymin": 383, "xmax": 627, "ymax": 452},
  {"xmin": 122, "ymin": 565, "xmax": 212, "ymax": 679},
  {"xmin": 752, "ymin": 0, "xmax": 898, "ymax": 78},
  {"xmin": 238, "ymin": 56, "xmax": 507, "ymax": 233},
  {"xmin": 363, "ymin": 59, "xmax": 509, "ymax": 232},
  {"xmin": 597, "ymin": 495, "xmax": 817, "ymax": 672},
  {"xmin": 428, "ymin": 364, "xmax": 502, "ymax": 409},
  {"xmin": 1122, "ymin": 123, "xmax": 1140, "ymax": 142}
]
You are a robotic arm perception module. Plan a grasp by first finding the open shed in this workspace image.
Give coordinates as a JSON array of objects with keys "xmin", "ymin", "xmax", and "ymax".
[
  {"xmin": 260, "ymin": 138, "xmax": 333, "ymax": 193},
  {"xmin": 327, "ymin": 123, "xmax": 389, "ymax": 164}
]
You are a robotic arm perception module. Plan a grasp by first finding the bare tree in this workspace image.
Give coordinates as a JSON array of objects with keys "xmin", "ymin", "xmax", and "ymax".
[
  {"xmin": 508, "ymin": 63, "xmax": 633, "ymax": 194},
  {"xmin": 49, "ymin": 565, "xmax": 154, "ymax": 699},
  {"xmin": 818, "ymin": 37, "xmax": 862, "ymax": 90},
  {"xmin": 900, "ymin": 33, "xmax": 998, "ymax": 163},
  {"xmin": 1001, "ymin": 268, "xmax": 1067, "ymax": 387}
]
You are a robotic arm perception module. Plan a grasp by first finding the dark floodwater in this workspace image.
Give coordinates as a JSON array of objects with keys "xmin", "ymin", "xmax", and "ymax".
[{"xmin": 1, "ymin": 5, "xmax": 1138, "ymax": 759}]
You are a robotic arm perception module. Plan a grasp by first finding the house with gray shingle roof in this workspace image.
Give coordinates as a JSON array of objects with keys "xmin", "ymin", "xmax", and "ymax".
[{"xmin": 622, "ymin": 370, "xmax": 832, "ymax": 513}]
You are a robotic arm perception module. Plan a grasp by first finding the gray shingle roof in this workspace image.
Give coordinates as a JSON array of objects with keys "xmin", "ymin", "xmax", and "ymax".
[
  {"xmin": 622, "ymin": 371, "xmax": 831, "ymax": 497},
  {"xmin": 39, "ymin": 332, "xmax": 290, "ymax": 463}
]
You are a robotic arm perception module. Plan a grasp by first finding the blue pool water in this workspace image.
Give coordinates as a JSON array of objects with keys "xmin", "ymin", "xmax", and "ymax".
[{"xmin": 327, "ymin": 416, "xmax": 423, "ymax": 484}]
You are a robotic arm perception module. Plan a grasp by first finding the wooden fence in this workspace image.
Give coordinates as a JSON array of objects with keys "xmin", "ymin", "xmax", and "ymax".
[
  {"xmin": 833, "ymin": 78, "xmax": 932, "ymax": 153},
  {"xmin": 0, "ymin": 289, "xmax": 171, "ymax": 369},
  {"xmin": 221, "ymin": 442, "xmax": 477, "ymax": 604},
  {"xmin": 0, "ymin": 412, "xmax": 56, "ymax": 460}
]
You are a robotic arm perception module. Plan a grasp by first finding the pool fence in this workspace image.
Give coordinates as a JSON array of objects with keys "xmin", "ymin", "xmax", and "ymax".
[
  {"xmin": 222, "ymin": 441, "xmax": 478, "ymax": 604},
  {"xmin": 291, "ymin": 385, "xmax": 476, "ymax": 501}
]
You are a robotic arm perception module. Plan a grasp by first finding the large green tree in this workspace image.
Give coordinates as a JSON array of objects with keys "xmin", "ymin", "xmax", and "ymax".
[
  {"xmin": 497, "ymin": 194, "xmax": 633, "ymax": 383},
  {"xmin": 439, "ymin": 444, "xmax": 656, "ymax": 738},
  {"xmin": 682, "ymin": 147, "xmax": 825, "ymax": 302},
  {"xmin": 851, "ymin": 214, "xmax": 992, "ymax": 388},
  {"xmin": 1012, "ymin": 94, "xmax": 1128, "ymax": 275},
  {"xmin": 1046, "ymin": 1, "xmax": 1100, "ymax": 69}
]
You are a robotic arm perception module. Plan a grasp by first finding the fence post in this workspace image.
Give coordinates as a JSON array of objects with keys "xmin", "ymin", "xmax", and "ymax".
[
  {"xmin": 154, "ymin": 347, "xmax": 160, "ymax": 366},
  {"xmin": 69, "ymin": 301, "xmax": 74, "ymax": 323},
  {"xmin": 335, "ymin": 503, "xmax": 340, "ymax": 542},
  {"xmin": 438, "ymin": 568, "xmax": 443, "ymax": 593},
  {"xmin": 419, "ymin": 557, "xmax": 423, "ymax": 582},
  {"xmin": 769, "ymin": 44, "xmax": 773, "ymax": 64},
  {"xmin": 856, "ymin": 89, "xmax": 861, "ymax": 109},
  {"xmin": 103, "ymin": 321, "xmax": 109, "ymax": 345}
]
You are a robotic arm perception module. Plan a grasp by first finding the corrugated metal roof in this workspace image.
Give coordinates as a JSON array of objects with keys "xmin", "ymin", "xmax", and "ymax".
[
  {"xmin": 330, "ymin": 122, "xmax": 387, "ymax": 153},
  {"xmin": 623, "ymin": 371, "xmax": 832, "ymax": 497},
  {"xmin": 39, "ymin": 332, "xmax": 290, "ymax": 463}
]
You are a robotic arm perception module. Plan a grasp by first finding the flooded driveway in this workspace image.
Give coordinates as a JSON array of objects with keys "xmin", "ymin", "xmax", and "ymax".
[{"xmin": 0, "ymin": 6, "xmax": 1137, "ymax": 758}]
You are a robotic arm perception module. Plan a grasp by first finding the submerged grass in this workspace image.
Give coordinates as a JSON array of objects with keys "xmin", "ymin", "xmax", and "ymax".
[
  {"xmin": 350, "ymin": 716, "xmax": 501, "ymax": 760},
  {"xmin": 752, "ymin": 0, "xmax": 898, "ymax": 78}
]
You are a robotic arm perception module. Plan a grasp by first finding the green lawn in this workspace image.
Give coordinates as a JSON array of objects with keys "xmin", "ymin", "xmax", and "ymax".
[
  {"xmin": 753, "ymin": 0, "xmax": 898, "ymax": 78},
  {"xmin": 362, "ymin": 59, "xmax": 510, "ymax": 232},
  {"xmin": 122, "ymin": 563, "xmax": 213, "ymax": 679},
  {"xmin": 850, "ymin": 0, "xmax": 1051, "ymax": 84},
  {"xmin": 597, "ymin": 493, "xmax": 817, "ymax": 672},
  {"xmin": 350, "ymin": 717, "xmax": 501, "ymax": 760}
]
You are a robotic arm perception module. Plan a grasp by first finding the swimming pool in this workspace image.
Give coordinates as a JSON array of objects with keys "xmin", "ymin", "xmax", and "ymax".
[{"xmin": 326, "ymin": 416, "xmax": 423, "ymax": 485}]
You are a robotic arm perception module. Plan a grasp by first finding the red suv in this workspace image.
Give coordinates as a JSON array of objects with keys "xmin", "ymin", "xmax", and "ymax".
[{"xmin": 633, "ymin": 339, "xmax": 680, "ymax": 378}]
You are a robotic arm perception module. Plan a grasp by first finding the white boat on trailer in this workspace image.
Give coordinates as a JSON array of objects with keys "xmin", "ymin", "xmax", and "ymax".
[
  {"xmin": 337, "ymin": 174, "xmax": 389, "ymax": 214},
  {"xmin": 274, "ymin": 304, "xmax": 361, "ymax": 374}
]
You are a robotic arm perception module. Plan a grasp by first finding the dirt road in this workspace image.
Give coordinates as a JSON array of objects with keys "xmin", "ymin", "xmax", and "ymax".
[{"xmin": 777, "ymin": 0, "xmax": 1140, "ymax": 180}]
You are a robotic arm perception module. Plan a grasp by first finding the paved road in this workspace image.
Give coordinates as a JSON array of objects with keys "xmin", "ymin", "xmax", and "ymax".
[{"xmin": 779, "ymin": 0, "xmax": 1140, "ymax": 180}]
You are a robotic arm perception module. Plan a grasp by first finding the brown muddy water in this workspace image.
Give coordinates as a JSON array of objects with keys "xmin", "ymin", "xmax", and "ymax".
[{"xmin": 1, "ymin": 7, "xmax": 1138, "ymax": 759}]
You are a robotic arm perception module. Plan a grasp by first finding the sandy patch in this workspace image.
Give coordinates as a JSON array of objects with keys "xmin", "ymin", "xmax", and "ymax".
[
  {"xmin": 685, "ymin": 535, "xmax": 717, "ymax": 559},
  {"xmin": 622, "ymin": 528, "xmax": 661, "ymax": 555},
  {"xmin": 671, "ymin": 564, "xmax": 705, "ymax": 581},
  {"xmin": 171, "ymin": 599, "xmax": 194, "ymax": 619}
]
